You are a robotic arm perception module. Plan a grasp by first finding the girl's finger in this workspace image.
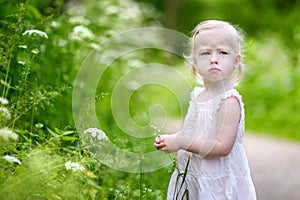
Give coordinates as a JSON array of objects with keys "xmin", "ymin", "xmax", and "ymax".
[
  {"xmin": 155, "ymin": 137, "xmax": 161, "ymax": 143},
  {"xmin": 154, "ymin": 142, "xmax": 162, "ymax": 148},
  {"xmin": 154, "ymin": 141, "xmax": 165, "ymax": 148}
]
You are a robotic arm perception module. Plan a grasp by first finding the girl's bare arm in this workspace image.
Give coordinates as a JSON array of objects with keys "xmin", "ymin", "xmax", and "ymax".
[{"xmin": 154, "ymin": 97, "xmax": 241, "ymax": 157}]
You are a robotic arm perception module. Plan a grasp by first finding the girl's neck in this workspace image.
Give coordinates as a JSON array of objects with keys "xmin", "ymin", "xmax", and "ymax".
[{"xmin": 203, "ymin": 80, "xmax": 234, "ymax": 96}]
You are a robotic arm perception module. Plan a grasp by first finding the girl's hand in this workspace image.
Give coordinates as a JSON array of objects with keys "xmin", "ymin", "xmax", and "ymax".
[{"xmin": 154, "ymin": 134, "xmax": 182, "ymax": 154}]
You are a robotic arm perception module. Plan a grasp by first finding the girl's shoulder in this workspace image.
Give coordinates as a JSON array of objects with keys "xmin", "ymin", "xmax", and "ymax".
[
  {"xmin": 222, "ymin": 89, "xmax": 243, "ymax": 105},
  {"xmin": 219, "ymin": 89, "xmax": 245, "ymax": 116}
]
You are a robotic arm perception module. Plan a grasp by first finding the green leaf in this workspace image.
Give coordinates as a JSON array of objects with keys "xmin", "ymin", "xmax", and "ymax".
[
  {"xmin": 61, "ymin": 131, "xmax": 75, "ymax": 136},
  {"xmin": 61, "ymin": 136, "xmax": 78, "ymax": 141},
  {"xmin": 46, "ymin": 127, "xmax": 58, "ymax": 137}
]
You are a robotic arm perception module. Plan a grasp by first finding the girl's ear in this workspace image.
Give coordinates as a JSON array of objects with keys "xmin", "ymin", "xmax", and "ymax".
[{"xmin": 234, "ymin": 54, "xmax": 241, "ymax": 68}]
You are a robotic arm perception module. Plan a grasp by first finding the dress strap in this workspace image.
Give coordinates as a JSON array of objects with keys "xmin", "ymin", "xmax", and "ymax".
[
  {"xmin": 190, "ymin": 87, "xmax": 244, "ymax": 117},
  {"xmin": 191, "ymin": 86, "xmax": 204, "ymax": 100},
  {"xmin": 218, "ymin": 89, "xmax": 244, "ymax": 118}
]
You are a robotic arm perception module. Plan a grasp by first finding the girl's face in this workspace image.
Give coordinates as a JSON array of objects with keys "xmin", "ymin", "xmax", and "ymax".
[{"xmin": 193, "ymin": 27, "xmax": 240, "ymax": 84}]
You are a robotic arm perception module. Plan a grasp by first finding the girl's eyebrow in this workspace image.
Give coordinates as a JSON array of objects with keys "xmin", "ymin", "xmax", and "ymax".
[{"xmin": 217, "ymin": 47, "xmax": 231, "ymax": 51}]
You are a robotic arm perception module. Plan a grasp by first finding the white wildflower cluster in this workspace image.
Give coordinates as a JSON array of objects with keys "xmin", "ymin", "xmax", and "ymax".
[
  {"xmin": 22, "ymin": 29, "xmax": 48, "ymax": 39},
  {"xmin": 0, "ymin": 107, "xmax": 11, "ymax": 120},
  {"xmin": 69, "ymin": 16, "xmax": 90, "ymax": 25},
  {"xmin": 2, "ymin": 155, "xmax": 21, "ymax": 165},
  {"xmin": 65, "ymin": 161, "xmax": 85, "ymax": 172},
  {"xmin": 51, "ymin": 21, "xmax": 60, "ymax": 28},
  {"xmin": 69, "ymin": 25, "xmax": 94, "ymax": 41},
  {"xmin": 17, "ymin": 60, "xmax": 26, "ymax": 65},
  {"xmin": 31, "ymin": 49, "xmax": 39, "ymax": 55},
  {"xmin": 0, "ymin": 97, "xmax": 11, "ymax": 124},
  {"xmin": 83, "ymin": 128, "xmax": 108, "ymax": 141},
  {"xmin": 0, "ymin": 128, "xmax": 18, "ymax": 141},
  {"xmin": 0, "ymin": 97, "xmax": 9, "ymax": 105}
]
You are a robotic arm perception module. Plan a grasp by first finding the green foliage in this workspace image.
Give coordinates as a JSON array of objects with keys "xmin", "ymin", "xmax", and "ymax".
[
  {"xmin": 240, "ymin": 34, "xmax": 300, "ymax": 140},
  {"xmin": 1, "ymin": 0, "xmax": 300, "ymax": 199},
  {"xmin": 0, "ymin": 0, "xmax": 170, "ymax": 199},
  {"xmin": 0, "ymin": 3, "xmax": 64, "ymax": 130}
]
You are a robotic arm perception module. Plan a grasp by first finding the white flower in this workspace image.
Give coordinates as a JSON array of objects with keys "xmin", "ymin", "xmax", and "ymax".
[
  {"xmin": 0, "ymin": 107, "xmax": 11, "ymax": 121},
  {"xmin": 57, "ymin": 39, "xmax": 67, "ymax": 47},
  {"xmin": 65, "ymin": 161, "xmax": 85, "ymax": 172},
  {"xmin": 0, "ymin": 97, "xmax": 9, "ymax": 105},
  {"xmin": 51, "ymin": 21, "xmax": 60, "ymax": 28},
  {"xmin": 105, "ymin": 5, "xmax": 120, "ymax": 15},
  {"xmin": 69, "ymin": 25, "xmax": 94, "ymax": 41},
  {"xmin": 69, "ymin": 16, "xmax": 90, "ymax": 25},
  {"xmin": 83, "ymin": 128, "xmax": 108, "ymax": 141},
  {"xmin": 3, "ymin": 155, "xmax": 21, "ymax": 165},
  {"xmin": 31, "ymin": 49, "xmax": 39, "ymax": 54},
  {"xmin": 0, "ymin": 128, "xmax": 18, "ymax": 141},
  {"xmin": 22, "ymin": 29, "xmax": 48, "ymax": 39},
  {"xmin": 18, "ymin": 45, "xmax": 27, "ymax": 49},
  {"xmin": 89, "ymin": 43, "xmax": 102, "ymax": 51},
  {"xmin": 97, "ymin": 134, "xmax": 106, "ymax": 141},
  {"xmin": 91, "ymin": 131, "xmax": 97, "ymax": 138},
  {"xmin": 17, "ymin": 60, "xmax": 26, "ymax": 65}
]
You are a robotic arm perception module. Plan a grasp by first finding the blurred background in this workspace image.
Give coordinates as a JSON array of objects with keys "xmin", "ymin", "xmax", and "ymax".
[
  {"xmin": 0, "ymin": 0, "xmax": 299, "ymax": 199},
  {"xmin": 1, "ymin": 0, "xmax": 300, "ymax": 139}
]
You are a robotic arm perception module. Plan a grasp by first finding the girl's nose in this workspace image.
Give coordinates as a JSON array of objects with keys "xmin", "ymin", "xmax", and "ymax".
[{"xmin": 210, "ymin": 53, "xmax": 218, "ymax": 65}]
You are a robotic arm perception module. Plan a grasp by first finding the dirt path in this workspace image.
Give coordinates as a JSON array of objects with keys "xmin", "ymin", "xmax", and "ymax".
[{"xmin": 244, "ymin": 133, "xmax": 300, "ymax": 200}]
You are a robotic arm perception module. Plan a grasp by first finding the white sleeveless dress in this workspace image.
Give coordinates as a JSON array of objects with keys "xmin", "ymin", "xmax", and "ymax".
[{"xmin": 167, "ymin": 87, "xmax": 256, "ymax": 200}]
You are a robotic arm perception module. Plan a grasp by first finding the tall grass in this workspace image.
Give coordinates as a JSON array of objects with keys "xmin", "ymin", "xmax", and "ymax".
[{"xmin": 0, "ymin": 1, "xmax": 169, "ymax": 199}]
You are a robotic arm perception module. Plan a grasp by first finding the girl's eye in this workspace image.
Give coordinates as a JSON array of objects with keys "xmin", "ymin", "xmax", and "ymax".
[
  {"xmin": 200, "ymin": 51, "xmax": 210, "ymax": 55},
  {"xmin": 219, "ymin": 51, "xmax": 228, "ymax": 55}
]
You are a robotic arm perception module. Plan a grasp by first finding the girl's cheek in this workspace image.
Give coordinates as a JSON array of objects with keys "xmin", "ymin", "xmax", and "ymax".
[{"xmin": 196, "ymin": 60, "xmax": 209, "ymax": 69}]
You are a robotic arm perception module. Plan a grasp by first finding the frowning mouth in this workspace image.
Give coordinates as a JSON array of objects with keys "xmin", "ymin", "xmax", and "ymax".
[{"xmin": 209, "ymin": 67, "xmax": 221, "ymax": 72}]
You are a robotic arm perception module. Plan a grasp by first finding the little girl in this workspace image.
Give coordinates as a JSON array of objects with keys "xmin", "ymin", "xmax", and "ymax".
[{"xmin": 154, "ymin": 20, "xmax": 256, "ymax": 199}]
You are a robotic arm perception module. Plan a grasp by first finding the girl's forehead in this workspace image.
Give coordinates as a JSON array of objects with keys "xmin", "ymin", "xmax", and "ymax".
[{"xmin": 194, "ymin": 27, "xmax": 238, "ymax": 50}]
